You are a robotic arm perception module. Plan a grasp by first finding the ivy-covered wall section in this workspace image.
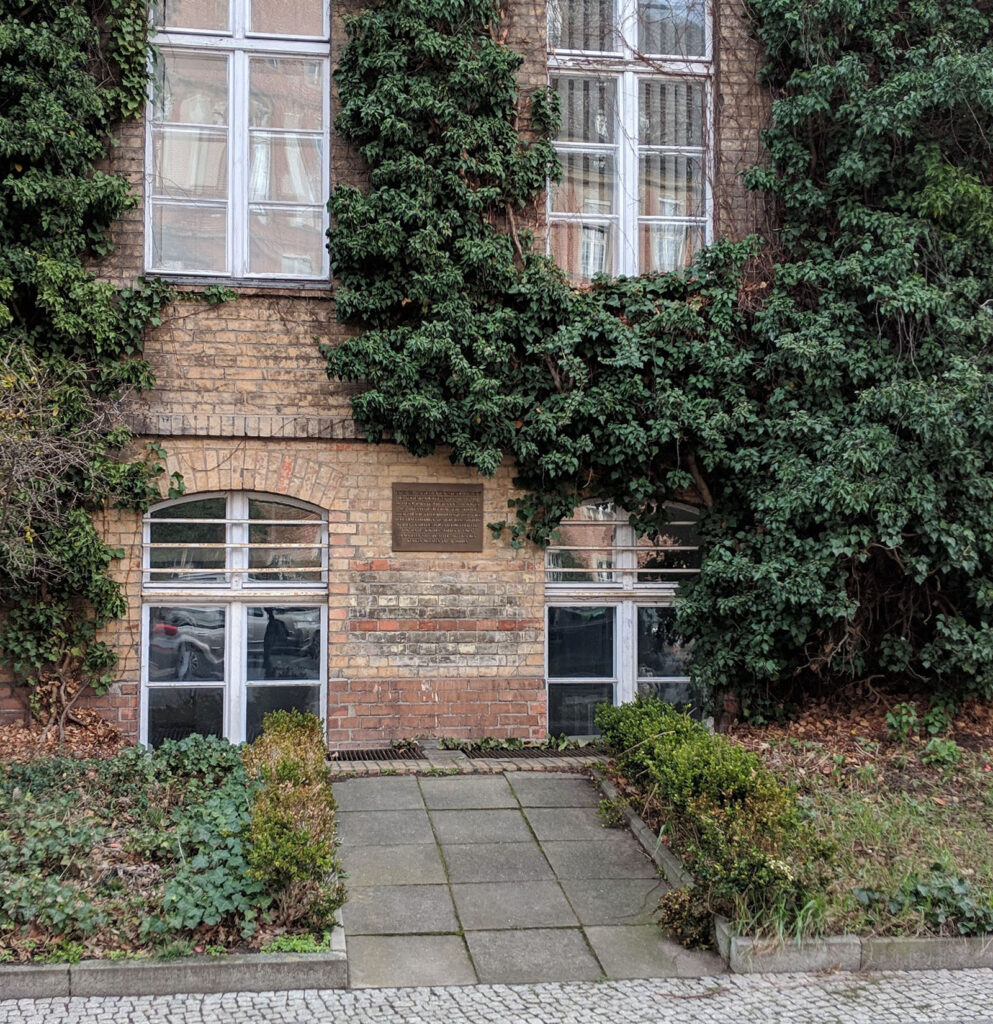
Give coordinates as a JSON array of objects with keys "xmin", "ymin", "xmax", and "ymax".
[
  {"xmin": 327, "ymin": 0, "xmax": 993, "ymax": 716},
  {"xmin": 0, "ymin": 0, "xmax": 174, "ymax": 735}
]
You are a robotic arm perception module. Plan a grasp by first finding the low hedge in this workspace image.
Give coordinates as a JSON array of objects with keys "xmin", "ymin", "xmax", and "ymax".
[{"xmin": 596, "ymin": 697, "xmax": 832, "ymax": 945}]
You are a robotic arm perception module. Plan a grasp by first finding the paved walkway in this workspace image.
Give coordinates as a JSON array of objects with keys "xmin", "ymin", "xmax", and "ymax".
[
  {"xmin": 335, "ymin": 770, "xmax": 721, "ymax": 987},
  {"xmin": 4, "ymin": 971, "xmax": 993, "ymax": 1023}
]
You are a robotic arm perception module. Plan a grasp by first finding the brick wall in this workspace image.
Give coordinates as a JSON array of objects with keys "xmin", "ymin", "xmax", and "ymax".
[{"xmin": 0, "ymin": 1, "xmax": 770, "ymax": 747}]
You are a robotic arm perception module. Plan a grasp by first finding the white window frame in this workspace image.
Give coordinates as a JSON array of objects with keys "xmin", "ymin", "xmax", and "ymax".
[
  {"xmin": 140, "ymin": 492, "xmax": 329, "ymax": 746},
  {"xmin": 146, "ymin": 0, "xmax": 331, "ymax": 281},
  {"xmin": 544, "ymin": 502, "xmax": 700, "ymax": 733},
  {"xmin": 548, "ymin": 0, "xmax": 713, "ymax": 280}
]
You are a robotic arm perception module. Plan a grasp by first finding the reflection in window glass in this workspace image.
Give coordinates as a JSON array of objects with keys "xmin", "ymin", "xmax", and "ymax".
[
  {"xmin": 549, "ymin": 682, "xmax": 613, "ymax": 736},
  {"xmin": 246, "ymin": 607, "xmax": 321, "ymax": 680},
  {"xmin": 638, "ymin": 0, "xmax": 706, "ymax": 57},
  {"xmin": 548, "ymin": 0, "xmax": 616, "ymax": 52},
  {"xmin": 147, "ymin": 606, "xmax": 226, "ymax": 682},
  {"xmin": 246, "ymin": 685, "xmax": 321, "ymax": 741},
  {"xmin": 148, "ymin": 687, "xmax": 224, "ymax": 748},
  {"xmin": 153, "ymin": 0, "xmax": 228, "ymax": 31},
  {"xmin": 248, "ymin": 499, "xmax": 324, "ymax": 582},
  {"xmin": 548, "ymin": 606, "xmax": 614, "ymax": 677},
  {"xmin": 149, "ymin": 499, "xmax": 227, "ymax": 582},
  {"xmin": 636, "ymin": 606, "xmax": 693, "ymax": 677}
]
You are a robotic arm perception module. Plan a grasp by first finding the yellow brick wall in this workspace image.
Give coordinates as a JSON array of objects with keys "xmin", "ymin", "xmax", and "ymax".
[{"xmin": 0, "ymin": 1, "xmax": 770, "ymax": 746}]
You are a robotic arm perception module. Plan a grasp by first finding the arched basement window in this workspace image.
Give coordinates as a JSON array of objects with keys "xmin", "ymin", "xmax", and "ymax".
[{"xmin": 141, "ymin": 492, "xmax": 328, "ymax": 746}]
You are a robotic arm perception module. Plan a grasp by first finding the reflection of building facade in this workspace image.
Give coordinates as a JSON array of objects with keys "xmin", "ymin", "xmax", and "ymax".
[{"xmin": 0, "ymin": 0, "xmax": 768, "ymax": 746}]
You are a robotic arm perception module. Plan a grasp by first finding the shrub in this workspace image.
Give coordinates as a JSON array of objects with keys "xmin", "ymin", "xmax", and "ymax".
[
  {"xmin": 244, "ymin": 712, "xmax": 345, "ymax": 929},
  {"xmin": 596, "ymin": 696, "xmax": 832, "ymax": 944}
]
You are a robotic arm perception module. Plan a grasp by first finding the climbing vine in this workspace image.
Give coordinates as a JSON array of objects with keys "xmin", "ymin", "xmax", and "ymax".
[
  {"xmin": 328, "ymin": 0, "xmax": 993, "ymax": 715},
  {"xmin": 0, "ymin": 0, "xmax": 175, "ymax": 737}
]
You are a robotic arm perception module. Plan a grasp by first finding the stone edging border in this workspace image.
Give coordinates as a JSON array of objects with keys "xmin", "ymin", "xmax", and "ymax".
[
  {"xmin": 590, "ymin": 768, "xmax": 993, "ymax": 975},
  {"xmin": 0, "ymin": 912, "xmax": 346, "ymax": 1000}
]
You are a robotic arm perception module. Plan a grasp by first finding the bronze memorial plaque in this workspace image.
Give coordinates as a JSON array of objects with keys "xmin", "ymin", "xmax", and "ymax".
[{"xmin": 392, "ymin": 483, "xmax": 484, "ymax": 552}]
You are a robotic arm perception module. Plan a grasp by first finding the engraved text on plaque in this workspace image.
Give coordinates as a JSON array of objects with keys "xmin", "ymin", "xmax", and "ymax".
[{"xmin": 392, "ymin": 483, "xmax": 484, "ymax": 552}]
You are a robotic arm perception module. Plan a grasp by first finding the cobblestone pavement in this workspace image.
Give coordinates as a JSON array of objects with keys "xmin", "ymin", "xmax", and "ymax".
[{"xmin": 3, "ymin": 970, "xmax": 993, "ymax": 1023}]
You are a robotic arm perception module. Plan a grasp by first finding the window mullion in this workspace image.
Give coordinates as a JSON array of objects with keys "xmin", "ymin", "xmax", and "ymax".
[
  {"xmin": 617, "ymin": 0, "xmax": 638, "ymax": 59},
  {"xmin": 228, "ymin": 602, "xmax": 245, "ymax": 742}
]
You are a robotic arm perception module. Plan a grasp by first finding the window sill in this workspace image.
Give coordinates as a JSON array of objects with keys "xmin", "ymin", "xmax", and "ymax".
[{"xmin": 151, "ymin": 275, "xmax": 333, "ymax": 298}]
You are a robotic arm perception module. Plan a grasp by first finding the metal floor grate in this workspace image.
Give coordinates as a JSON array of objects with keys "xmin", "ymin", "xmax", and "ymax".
[
  {"xmin": 329, "ymin": 744, "xmax": 424, "ymax": 762},
  {"xmin": 461, "ymin": 745, "xmax": 598, "ymax": 760}
]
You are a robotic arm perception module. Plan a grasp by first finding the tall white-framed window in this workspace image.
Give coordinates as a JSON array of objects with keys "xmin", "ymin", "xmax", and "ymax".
[
  {"xmin": 141, "ymin": 492, "xmax": 329, "ymax": 747},
  {"xmin": 545, "ymin": 502, "xmax": 701, "ymax": 735},
  {"xmin": 146, "ymin": 0, "xmax": 331, "ymax": 279},
  {"xmin": 547, "ymin": 0, "xmax": 711, "ymax": 282}
]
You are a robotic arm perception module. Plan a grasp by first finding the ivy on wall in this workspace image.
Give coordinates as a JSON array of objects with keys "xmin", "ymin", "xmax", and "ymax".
[
  {"xmin": 328, "ymin": 0, "xmax": 993, "ymax": 714},
  {"xmin": 0, "ymin": 0, "xmax": 175, "ymax": 735}
]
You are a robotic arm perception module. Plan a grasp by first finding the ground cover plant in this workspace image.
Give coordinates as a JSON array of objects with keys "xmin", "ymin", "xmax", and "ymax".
[
  {"xmin": 599, "ymin": 696, "xmax": 993, "ymax": 947},
  {"xmin": 0, "ymin": 713, "xmax": 344, "ymax": 963}
]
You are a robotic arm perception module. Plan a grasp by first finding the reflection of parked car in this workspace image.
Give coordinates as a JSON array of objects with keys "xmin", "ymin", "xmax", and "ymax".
[
  {"xmin": 148, "ymin": 606, "xmax": 321, "ymax": 683},
  {"xmin": 148, "ymin": 607, "xmax": 226, "ymax": 682},
  {"xmin": 247, "ymin": 607, "xmax": 320, "ymax": 679}
]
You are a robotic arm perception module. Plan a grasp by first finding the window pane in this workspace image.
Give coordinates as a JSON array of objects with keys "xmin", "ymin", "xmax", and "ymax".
[
  {"xmin": 148, "ymin": 687, "xmax": 224, "ymax": 748},
  {"xmin": 639, "ymin": 80, "xmax": 705, "ymax": 147},
  {"xmin": 148, "ymin": 606, "xmax": 226, "ymax": 682},
  {"xmin": 247, "ymin": 499, "xmax": 324, "ymax": 582},
  {"xmin": 148, "ymin": 498, "xmax": 227, "ymax": 582},
  {"xmin": 249, "ymin": 133, "xmax": 322, "ymax": 204},
  {"xmin": 249, "ymin": 58, "xmax": 324, "ymax": 131},
  {"xmin": 246, "ymin": 607, "xmax": 321, "ymax": 681},
  {"xmin": 246, "ymin": 685, "xmax": 321, "ymax": 742},
  {"xmin": 546, "ymin": 514, "xmax": 619, "ymax": 582},
  {"xmin": 638, "ymin": 0, "xmax": 706, "ymax": 57},
  {"xmin": 548, "ymin": 682, "xmax": 612, "ymax": 736},
  {"xmin": 548, "ymin": 606, "xmax": 614, "ymax": 677},
  {"xmin": 639, "ymin": 154, "xmax": 704, "ymax": 217},
  {"xmin": 551, "ymin": 153, "xmax": 616, "ymax": 215},
  {"xmin": 554, "ymin": 77, "xmax": 617, "ymax": 144},
  {"xmin": 153, "ymin": 0, "xmax": 228, "ymax": 31},
  {"xmin": 638, "ymin": 221, "xmax": 704, "ymax": 273},
  {"xmin": 153, "ymin": 127, "xmax": 227, "ymax": 200},
  {"xmin": 635, "ymin": 517, "xmax": 702, "ymax": 580},
  {"xmin": 154, "ymin": 52, "xmax": 228, "ymax": 126},
  {"xmin": 549, "ymin": 221, "xmax": 615, "ymax": 282},
  {"xmin": 251, "ymin": 0, "xmax": 325, "ymax": 37},
  {"xmin": 248, "ymin": 206, "xmax": 324, "ymax": 275},
  {"xmin": 637, "ymin": 607, "xmax": 693, "ymax": 677},
  {"xmin": 637, "ymin": 678, "xmax": 704, "ymax": 716},
  {"xmin": 151, "ymin": 202, "xmax": 228, "ymax": 273},
  {"xmin": 548, "ymin": 0, "xmax": 616, "ymax": 51}
]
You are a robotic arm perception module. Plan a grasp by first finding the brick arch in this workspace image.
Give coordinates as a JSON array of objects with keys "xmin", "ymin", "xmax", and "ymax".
[{"xmin": 160, "ymin": 444, "xmax": 343, "ymax": 510}]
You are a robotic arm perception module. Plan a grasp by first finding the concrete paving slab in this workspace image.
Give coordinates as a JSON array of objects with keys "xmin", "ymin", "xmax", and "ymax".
[
  {"xmin": 419, "ymin": 775, "xmax": 517, "ymax": 809},
  {"xmin": 332, "ymin": 776, "xmax": 424, "ymax": 811},
  {"xmin": 346, "ymin": 934, "xmax": 476, "ymax": 989},
  {"xmin": 342, "ymin": 884, "xmax": 458, "ymax": 935},
  {"xmin": 441, "ymin": 841, "xmax": 554, "ymax": 883},
  {"xmin": 466, "ymin": 928, "xmax": 604, "ymax": 984},
  {"xmin": 584, "ymin": 925, "xmax": 722, "ymax": 979},
  {"xmin": 508, "ymin": 773, "xmax": 600, "ymax": 807},
  {"xmin": 429, "ymin": 808, "xmax": 533, "ymax": 844},
  {"xmin": 540, "ymin": 835, "xmax": 660, "ymax": 879},
  {"xmin": 339, "ymin": 842, "xmax": 447, "ymax": 886},
  {"xmin": 524, "ymin": 805, "xmax": 610, "ymax": 841},
  {"xmin": 337, "ymin": 809, "xmax": 434, "ymax": 846},
  {"xmin": 451, "ymin": 881, "xmax": 578, "ymax": 930},
  {"xmin": 559, "ymin": 877, "xmax": 665, "ymax": 926}
]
